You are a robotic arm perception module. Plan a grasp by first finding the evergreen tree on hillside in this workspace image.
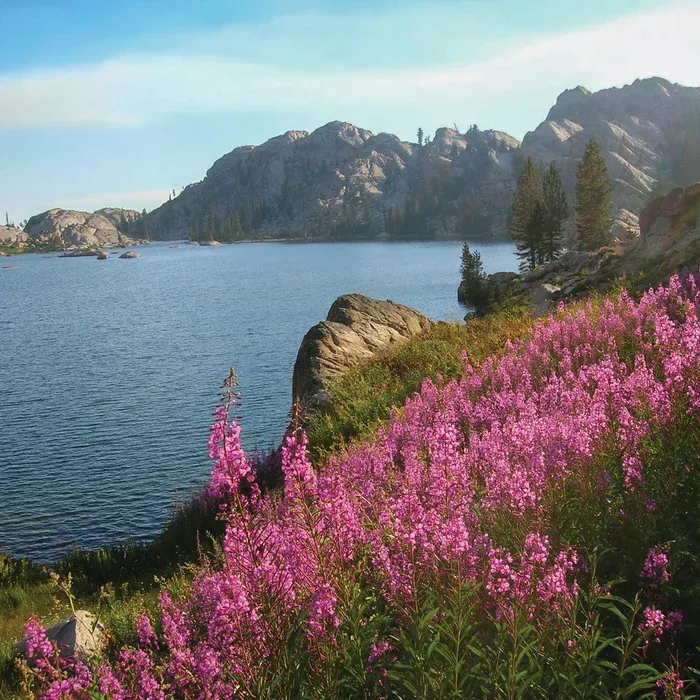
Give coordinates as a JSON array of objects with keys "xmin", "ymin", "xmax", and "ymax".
[
  {"xmin": 459, "ymin": 242, "xmax": 490, "ymax": 313},
  {"xmin": 509, "ymin": 156, "xmax": 543, "ymax": 271},
  {"xmin": 417, "ymin": 127, "xmax": 424, "ymax": 147},
  {"xmin": 541, "ymin": 163, "xmax": 569, "ymax": 262},
  {"xmin": 574, "ymin": 139, "xmax": 612, "ymax": 251}
]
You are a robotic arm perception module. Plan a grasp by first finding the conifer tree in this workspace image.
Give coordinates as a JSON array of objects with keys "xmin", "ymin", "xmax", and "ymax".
[
  {"xmin": 574, "ymin": 139, "xmax": 612, "ymax": 251},
  {"xmin": 459, "ymin": 242, "xmax": 490, "ymax": 312},
  {"xmin": 541, "ymin": 163, "xmax": 568, "ymax": 262},
  {"xmin": 509, "ymin": 156, "xmax": 543, "ymax": 271}
]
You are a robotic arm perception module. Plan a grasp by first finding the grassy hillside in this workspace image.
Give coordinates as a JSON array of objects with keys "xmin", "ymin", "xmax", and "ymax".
[{"xmin": 4, "ymin": 272, "xmax": 698, "ymax": 698}]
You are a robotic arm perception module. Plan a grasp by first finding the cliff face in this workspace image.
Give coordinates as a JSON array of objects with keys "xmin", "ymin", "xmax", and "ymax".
[
  {"xmin": 522, "ymin": 78, "xmax": 700, "ymax": 236},
  {"xmin": 23, "ymin": 209, "xmax": 130, "ymax": 249},
  {"xmin": 143, "ymin": 122, "xmax": 521, "ymax": 241}
]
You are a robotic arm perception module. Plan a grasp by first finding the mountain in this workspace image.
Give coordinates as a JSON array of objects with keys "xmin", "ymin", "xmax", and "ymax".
[
  {"xmin": 138, "ymin": 77, "xmax": 699, "ymax": 244},
  {"xmin": 522, "ymin": 77, "xmax": 700, "ymax": 236},
  {"xmin": 13, "ymin": 78, "xmax": 700, "ymax": 248},
  {"xmin": 143, "ymin": 122, "xmax": 521, "ymax": 242}
]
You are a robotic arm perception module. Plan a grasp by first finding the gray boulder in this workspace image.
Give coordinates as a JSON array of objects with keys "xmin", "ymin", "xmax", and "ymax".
[
  {"xmin": 531, "ymin": 283, "xmax": 562, "ymax": 318},
  {"xmin": 118, "ymin": 251, "xmax": 140, "ymax": 259},
  {"xmin": 293, "ymin": 294, "xmax": 433, "ymax": 410},
  {"xmin": 17, "ymin": 611, "xmax": 105, "ymax": 662}
]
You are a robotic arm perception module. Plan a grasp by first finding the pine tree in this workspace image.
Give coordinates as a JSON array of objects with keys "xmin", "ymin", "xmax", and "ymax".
[
  {"xmin": 459, "ymin": 242, "xmax": 490, "ymax": 313},
  {"xmin": 574, "ymin": 139, "xmax": 612, "ymax": 251},
  {"xmin": 509, "ymin": 156, "xmax": 543, "ymax": 271},
  {"xmin": 541, "ymin": 163, "xmax": 568, "ymax": 262},
  {"xmin": 417, "ymin": 127, "xmax": 424, "ymax": 147}
]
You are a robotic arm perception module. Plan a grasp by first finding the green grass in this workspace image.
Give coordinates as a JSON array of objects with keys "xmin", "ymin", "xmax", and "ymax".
[
  {"xmin": 304, "ymin": 302, "xmax": 534, "ymax": 462},
  {"xmin": 0, "ymin": 492, "xmax": 223, "ymax": 696}
]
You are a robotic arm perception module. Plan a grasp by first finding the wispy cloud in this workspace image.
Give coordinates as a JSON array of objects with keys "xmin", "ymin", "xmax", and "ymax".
[{"xmin": 0, "ymin": 1, "xmax": 697, "ymax": 131}]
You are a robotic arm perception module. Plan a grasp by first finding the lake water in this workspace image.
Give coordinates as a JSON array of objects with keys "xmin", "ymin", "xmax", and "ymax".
[{"xmin": 0, "ymin": 241, "xmax": 517, "ymax": 562}]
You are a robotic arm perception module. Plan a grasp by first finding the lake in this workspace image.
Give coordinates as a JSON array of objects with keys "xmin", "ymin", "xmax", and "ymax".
[{"xmin": 0, "ymin": 240, "xmax": 517, "ymax": 562}]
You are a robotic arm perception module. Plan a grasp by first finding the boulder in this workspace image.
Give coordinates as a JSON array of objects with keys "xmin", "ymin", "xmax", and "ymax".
[
  {"xmin": 96, "ymin": 250, "xmax": 108, "ymax": 260},
  {"xmin": 531, "ymin": 283, "xmax": 562, "ymax": 318},
  {"xmin": 293, "ymin": 294, "xmax": 433, "ymax": 410},
  {"xmin": 17, "ymin": 611, "xmax": 104, "ymax": 662},
  {"xmin": 118, "ymin": 251, "xmax": 140, "ymax": 259}
]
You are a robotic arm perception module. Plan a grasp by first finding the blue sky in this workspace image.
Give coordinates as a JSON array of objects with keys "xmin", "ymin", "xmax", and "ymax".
[{"xmin": 1, "ymin": 0, "xmax": 698, "ymax": 222}]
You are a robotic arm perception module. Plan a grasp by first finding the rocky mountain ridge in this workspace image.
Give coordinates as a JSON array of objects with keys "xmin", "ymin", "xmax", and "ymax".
[
  {"xmin": 143, "ymin": 122, "xmax": 521, "ymax": 242},
  {"xmin": 138, "ymin": 77, "xmax": 699, "ymax": 244},
  {"xmin": 522, "ymin": 77, "xmax": 700, "ymax": 238},
  {"xmin": 9, "ymin": 77, "xmax": 700, "ymax": 249}
]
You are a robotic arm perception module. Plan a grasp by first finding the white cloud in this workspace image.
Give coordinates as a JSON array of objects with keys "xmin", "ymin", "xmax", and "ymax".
[{"xmin": 0, "ymin": 1, "xmax": 697, "ymax": 130}]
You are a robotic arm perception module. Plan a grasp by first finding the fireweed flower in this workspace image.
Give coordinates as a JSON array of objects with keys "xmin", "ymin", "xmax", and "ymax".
[
  {"xmin": 641, "ymin": 546, "xmax": 670, "ymax": 584},
  {"xmin": 23, "ymin": 274, "xmax": 699, "ymax": 695}
]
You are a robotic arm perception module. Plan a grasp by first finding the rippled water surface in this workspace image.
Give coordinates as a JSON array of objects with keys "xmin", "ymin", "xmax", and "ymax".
[{"xmin": 0, "ymin": 241, "xmax": 517, "ymax": 561}]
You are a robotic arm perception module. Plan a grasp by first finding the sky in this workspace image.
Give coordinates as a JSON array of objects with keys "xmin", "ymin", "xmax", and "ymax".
[{"xmin": 0, "ymin": 0, "xmax": 698, "ymax": 223}]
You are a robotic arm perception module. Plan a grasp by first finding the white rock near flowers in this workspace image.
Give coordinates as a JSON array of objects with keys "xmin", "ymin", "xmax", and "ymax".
[{"xmin": 17, "ymin": 610, "xmax": 105, "ymax": 661}]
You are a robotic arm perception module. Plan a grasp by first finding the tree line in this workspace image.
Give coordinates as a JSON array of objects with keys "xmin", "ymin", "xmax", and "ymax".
[
  {"xmin": 460, "ymin": 138, "xmax": 613, "ymax": 314},
  {"xmin": 509, "ymin": 138, "xmax": 612, "ymax": 272}
]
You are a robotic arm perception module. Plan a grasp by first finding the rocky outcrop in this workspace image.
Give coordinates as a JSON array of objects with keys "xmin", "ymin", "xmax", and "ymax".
[
  {"xmin": 293, "ymin": 294, "xmax": 433, "ymax": 410},
  {"xmin": 118, "ymin": 251, "xmax": 140, "ymax": 259},
  {"xmin": 625, "ymin": 182, "xmax": 700, "ymax": 269},
  {"xmin": 522, "ymin": 78, "xmax": 700, "ymax": 236},
  {"xmin": 24, "ymin": 209, "xmax": 130, "ymax": 250},
  {"xmin": 17, "ymin": 611, "xmax": 104, "ymax": 662},
  {"xmin": 94, "ymin": 208, "xmax": 141, "ymax": 231},
  {"xmin": 481, "ymin": 181, "xmax": 700, "ymax": 315},
  {"xmin": 0, "ymin": 225, "xmax": 27, "ymax": 247}
]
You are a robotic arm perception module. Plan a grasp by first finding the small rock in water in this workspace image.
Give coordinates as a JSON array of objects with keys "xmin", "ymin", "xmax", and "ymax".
[
  {"xmin": 96, "ymin": 250, "xmax": 108, "ymax": 260},
  {"xmin": 119, "ymin": 251, "xmax": 140, "ymax": 259}
]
